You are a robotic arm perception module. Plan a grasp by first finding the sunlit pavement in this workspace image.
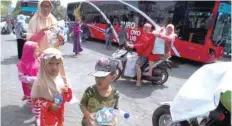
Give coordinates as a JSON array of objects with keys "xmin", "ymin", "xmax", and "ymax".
[{"xmin": 1, "ymin": 33, "xmax": 231, "ymax": 126}]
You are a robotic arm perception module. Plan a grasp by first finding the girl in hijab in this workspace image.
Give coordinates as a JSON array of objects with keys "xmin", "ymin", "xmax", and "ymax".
[
  {"xmin": 27, "ymin": 0, "xmax": 64, "ymax": 52},
  {"xmin": 31, "ymin": 48, "xmax": 72, "ymax": 126},
  {"xmin": 72, "ymin": 17, "xmax": 83, "ymax": 56},
  {"xmin": 17, "ymin": 41, "xmax": 40, "ymax": 116},
  {"xmin": 145, "ymin": 24, "xmax": 176, "ymax": 76}
]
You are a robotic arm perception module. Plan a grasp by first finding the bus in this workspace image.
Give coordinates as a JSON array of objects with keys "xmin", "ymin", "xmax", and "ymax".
[
  {"xmin": 67, "ymin": 1, "xmax": 231, "ymax": 63},
  {"xmin": 14, "ymin": 0, "xmax": 38, "ymax": 16},
  {"xmin": 20, "ymin": 1, "xmax": 38, "ymax": 16}
]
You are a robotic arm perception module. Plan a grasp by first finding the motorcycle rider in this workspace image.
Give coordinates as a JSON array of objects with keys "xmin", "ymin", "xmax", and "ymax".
[
  {"xmin": 144, "ymin": 24, "xmax": 176, "ymax": 76},
  {"xmin": 127, "ymin": 23, "xmax": 155, "ymax": 88}
]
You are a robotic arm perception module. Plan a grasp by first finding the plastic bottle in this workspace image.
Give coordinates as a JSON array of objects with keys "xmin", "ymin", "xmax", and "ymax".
[
  {"xmin": 117, "ymin": 109, "xmax": 130, "ymax": 125},
  {"xmin": 95, "ymin": 107, "xmax": 130, "ymax": 126},
  {"xmin": 54, "ymin": 94, "xmax": 63, "ymax": 105},
  {"xmin": 95, "ymin": 107, "xmax": 115, "ymax": 125}
]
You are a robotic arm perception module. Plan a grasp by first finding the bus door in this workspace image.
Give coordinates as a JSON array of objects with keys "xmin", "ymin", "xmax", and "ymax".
[{"xmin": 176, "ymin": 9, "xmax": 211, "ymax": 61}]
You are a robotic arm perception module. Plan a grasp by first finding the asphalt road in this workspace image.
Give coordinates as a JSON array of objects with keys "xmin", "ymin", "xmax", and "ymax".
[{"xmin": 1, "ymin": 33, "xmax": 230, "ymax": 126}]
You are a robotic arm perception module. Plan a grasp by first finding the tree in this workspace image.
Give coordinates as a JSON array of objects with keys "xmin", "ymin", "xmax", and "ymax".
[
  {"xmin": 51, "ymin": 0, "xmax": 67, "ymax": 20},
  {"xmin": 12, "ymin": 1, "xmax": 21, "ymax": 17},
  {"xmin": 1, "ymin": 1, "xmax": 12, "ymax": 15}
]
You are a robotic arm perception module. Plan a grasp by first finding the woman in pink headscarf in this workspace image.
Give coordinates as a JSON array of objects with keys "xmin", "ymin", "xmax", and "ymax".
[
  {"xmin": 27, "ymin": 0, "xmax": 67, "ymax": 86},
  {"xmin": 27, "ymin": 0, "xmax": 64, "ymax": 51},
  {"xmin": 145, "ymin": 24, "xmax": 176, "ymax": 76}
]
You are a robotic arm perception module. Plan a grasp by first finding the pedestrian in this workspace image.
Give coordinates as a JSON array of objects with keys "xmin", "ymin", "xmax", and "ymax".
[
  {"xmin": 72, "ymin": 18, "xmax": 83, "ymax": 56},
  {"xmin": 31, "ymin": 48, "xmax": 73, "ymax": 126},
  {"xmin": 105, "ymin": 23, "xmax": 113, "ymax": 50},
  {"xmin": 15, "ymin": 14, "xmax": 27, "ymax": 59},
  {"xmin": 16, "ymin": 41, "xmax": 40, "ymax": 124},
  {"xmin": 118, "ymin": 24, "xmax": 127, "ymax": 48},
  {"xmin": 27, "ymin": 0, "xmax": 64, "ymax": 52},
  {"xmin": 80, "ymin": 57, "xmax": 120, "ymax": 126},
  {"xmin": 80, "ymin": 20, "xmax": 88, "ymax": 43}
]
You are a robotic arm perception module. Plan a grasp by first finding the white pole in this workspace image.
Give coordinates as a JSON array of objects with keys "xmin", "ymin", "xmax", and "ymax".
[
  {"xmin": 117, "ymin": 0, "xmax": 160, "ymax": 30},
  {"xmin": 83, "ymin": 1, "xmax": 119, "ymax": 43}
]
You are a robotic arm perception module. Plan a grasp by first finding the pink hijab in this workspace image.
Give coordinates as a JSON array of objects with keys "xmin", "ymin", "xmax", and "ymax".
[
  {"xmin": 165, "ymin": 24, "xmax": 176, "ymax": 40},
  {"xmin": 17, "ymin": 41, "xmax": 39, "ymax": 76},
  {"xmin": 27, "ymin": 0, "xmax": 58, "ymax": 51}
]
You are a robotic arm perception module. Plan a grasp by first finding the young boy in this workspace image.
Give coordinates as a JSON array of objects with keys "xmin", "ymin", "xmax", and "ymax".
[{"xmin": 80, "ymin": 57, "xmax": 120, "ymax": 126}]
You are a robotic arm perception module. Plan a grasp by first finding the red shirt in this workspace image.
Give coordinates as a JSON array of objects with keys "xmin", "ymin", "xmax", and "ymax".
[
  {"xmin": 33, "ymin": 88, "xmax": 73, "ymax": 126},
  {"xmin": 134, "ymin": 33, "xmax": 155, "ymax": 57}
]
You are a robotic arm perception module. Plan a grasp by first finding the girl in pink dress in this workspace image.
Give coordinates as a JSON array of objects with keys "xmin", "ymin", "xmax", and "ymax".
[{"xmin": 17, "ymin": 41, "xmax": 40, "ymax": 123}]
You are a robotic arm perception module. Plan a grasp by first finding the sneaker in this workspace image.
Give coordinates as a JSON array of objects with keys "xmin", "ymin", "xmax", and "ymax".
[
  {"xmin": 35, "ymin": 119, "xmax": 40, "ymax": 126},
  {"xmin": 21, "ymin": 96, "xmax": 27, "ymax": 101}
]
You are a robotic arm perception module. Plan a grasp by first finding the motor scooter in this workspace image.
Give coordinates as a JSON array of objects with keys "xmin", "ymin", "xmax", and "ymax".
[
  {"xmin": 152, "ymin": 62, "xmax": 232, "ymax": 126},
  {"xmin": 112, "ymin": 43, "xmax": 172, "ymax": 85}
]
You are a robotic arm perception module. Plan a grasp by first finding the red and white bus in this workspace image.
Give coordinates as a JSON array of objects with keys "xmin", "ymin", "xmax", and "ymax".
[{"xmin": 67, "ymin": 1, "xmax": 231, "ymax": 63}]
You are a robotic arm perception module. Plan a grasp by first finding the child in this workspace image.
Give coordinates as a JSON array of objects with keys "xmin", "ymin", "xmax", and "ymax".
[
  {"xmin": 31, "ymin": 48, "xmax": 72, "ymax": 126},
  {"xmin": 17, "ymin": 41, "xmax": 40, "ymax": 123},
  {"xmin": 80, "ymin": 57, "xmax": 120, "ymax": 126},
  {"xmin": 17, "ymin": 41, "xmax": 39, "ymax": 106}
]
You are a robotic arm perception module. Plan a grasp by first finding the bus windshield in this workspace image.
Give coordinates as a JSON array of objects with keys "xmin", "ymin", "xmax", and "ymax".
[{"xmin": 212, "ymin": 2, "xmax": 231, "ymax": 46}]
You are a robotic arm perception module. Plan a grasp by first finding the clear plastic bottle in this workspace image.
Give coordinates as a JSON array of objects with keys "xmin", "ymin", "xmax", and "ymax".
[
  {"xmin": 95, "ymin": 107, "xmax": 130, "ymax": 126},
  {"xmin": 54, "ymin": 94, "xmax": 63, "ymax": 105},
  {"xmin": 95, "ymin": 107, "xmax": 115, "ymax": 125},
  {"xmin": 117, "ymin": 109, "xmax": 130, "ymax": 125}
]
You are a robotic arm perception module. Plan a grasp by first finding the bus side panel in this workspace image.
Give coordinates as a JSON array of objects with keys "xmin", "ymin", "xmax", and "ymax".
[
  {"xmin": 87, "ymin": 23, "xmax": 106, "ymax": 40},
  {"xmin": 202, "ymin": 39, "xmax": 224, "ymax": 63},
  {"xmin": 202, "ymin": 1, "xmax": 225, "ymax": 63},
  {"xmin": 173, "ymin": 38, "xmax": 205, "ymax": 62},
  {"xmin": 87, "ymin": 23, "xmax": 145, "ymax": 44},
  {"xmin": 87, "ymin": 23, "xmax": 121, "ymax": 42}
]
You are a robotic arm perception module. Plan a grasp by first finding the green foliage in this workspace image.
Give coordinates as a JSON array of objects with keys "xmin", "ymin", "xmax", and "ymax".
[
  {"xmin": 52, "ymin": 0, "xmax": 67, "ymax": 20},
  {"xmin": 1, "ymin": 1, "xmax": 12, "ymax": 15},
  {"xmin": 12, "ymin": 1, "xmax": 21, "ymax": 17}
]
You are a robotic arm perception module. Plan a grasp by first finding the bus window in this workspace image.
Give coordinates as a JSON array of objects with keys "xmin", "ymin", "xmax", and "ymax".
[
  {"xmin": 181, "ymin": 10, "xmax": 212, "ymax": 45},
  {"xmin": 145, "ymin": 1, "xmax": 175, "ymax": 28}
]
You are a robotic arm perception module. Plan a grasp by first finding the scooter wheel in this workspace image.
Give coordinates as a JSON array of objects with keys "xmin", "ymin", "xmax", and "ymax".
[
  {"xmin": 152, "ymin": 105, "xmax": 190, "ymax": 126},
  {"xmin": 113, "ymin": 67, "xmax": 122, "ymax": 82},
  {"xmin": 151, "ymin": 67, "xmax": 169, "ymax": 85}
]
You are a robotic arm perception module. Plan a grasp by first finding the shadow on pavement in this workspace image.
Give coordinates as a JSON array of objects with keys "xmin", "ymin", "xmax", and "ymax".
[
  {"xmin": 1, "ymin": 105, "xmax": 35, "ymax": 126},
  {"xmin": 67, "ymin": 39, "xmax": 119, "ymax": 57},
  {"xmin": 221, "ymin": 56, "xmax": 231, "ymax": 62},
  {"xmin": 62, "ymin": 54, "xmax": 77, "ymax": 59},
  {"xmin": 82, "ymin": 40, "xmax": 118, "ymax": 57},
  {"xmin": 1, "ymin": 55, "xmax": 18, "ymax": 65},
  {"xmin": 5, "ymin": 39, "xmax": 17, "ymax": 42},
  {"xmin": 113, "ymin": 79, "xmax": 168, "ymax": 99},
  {"xmin": 168, "ymin": 57, "xmax": 203, "ymax": 79}
]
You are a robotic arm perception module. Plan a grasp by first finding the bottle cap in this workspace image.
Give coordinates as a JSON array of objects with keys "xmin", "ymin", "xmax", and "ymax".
[{"xmin": 124, "ymin": 113, "xmax": 130, "ymax": 119}]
